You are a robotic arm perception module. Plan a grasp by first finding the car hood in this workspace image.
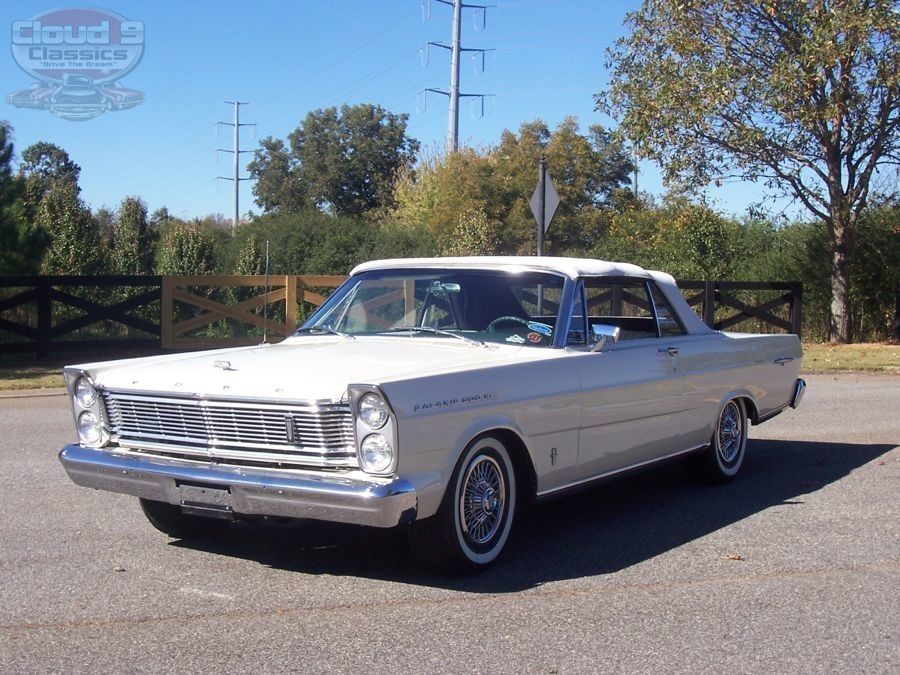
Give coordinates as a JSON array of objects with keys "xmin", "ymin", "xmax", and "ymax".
[{"xmin": 82, "ymin": 336, "xmax": 544, "ymax": 402}]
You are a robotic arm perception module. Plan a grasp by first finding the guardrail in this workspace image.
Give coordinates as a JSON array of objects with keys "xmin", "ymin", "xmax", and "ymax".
[{"xmin": 0, "ymin": 275, "xmax": 803, "ymax": 356}]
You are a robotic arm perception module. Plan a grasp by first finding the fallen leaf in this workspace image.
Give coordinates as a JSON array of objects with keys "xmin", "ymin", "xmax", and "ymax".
[
  {"xmin": 721, "ymin": 553, "xmax": 744, "ymax": 561},
  {"xmin": 113, "ymin": 563, "xmax": 125, "ymax": 573}
]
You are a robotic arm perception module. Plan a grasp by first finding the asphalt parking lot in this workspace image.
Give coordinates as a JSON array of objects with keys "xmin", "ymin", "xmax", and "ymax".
[{"xmin": 1, "ymin": 373, "xmax": 898, "ymax": 672}]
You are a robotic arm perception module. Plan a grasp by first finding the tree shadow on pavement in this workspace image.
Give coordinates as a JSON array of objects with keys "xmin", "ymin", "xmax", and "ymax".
[{"xmin": 171, "ymin": 438, "xmax": 895, "ymax": 591}]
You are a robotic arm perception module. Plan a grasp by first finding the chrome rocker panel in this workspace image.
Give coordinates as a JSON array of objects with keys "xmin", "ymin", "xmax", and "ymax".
[{"xmin": 59, "ymin": 444, "xmax": 417, "ymax": 528}]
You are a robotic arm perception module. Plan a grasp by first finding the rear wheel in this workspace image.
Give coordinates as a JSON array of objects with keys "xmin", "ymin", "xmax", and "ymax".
[
  {"xmin": 139, "ymin": 498, "xmax": 230, "ymax": 538},
  {"xmin": 408, "ymin": 435, "xmax": 517, "ymax": 574},
  {"xmin": 692, "ymin": 398, "xmax": 748, "ymax": 484}
]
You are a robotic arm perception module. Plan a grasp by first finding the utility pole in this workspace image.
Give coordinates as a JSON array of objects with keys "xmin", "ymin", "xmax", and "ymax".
[
  {"xmin": 448, "ymin": 0, "xmax": 461, "ymax": 150},
  {"xmin": 422, "ymin": 0, "xmax": 494, "ymax": 152},
  {"xmin": 217, "ymin": 101, "xmax": 254, "ymax": 235}
]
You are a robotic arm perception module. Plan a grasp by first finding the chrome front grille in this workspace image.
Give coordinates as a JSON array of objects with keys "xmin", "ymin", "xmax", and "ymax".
[{"xmin": 102, "ymin": 391, "xmax": 357, "ymax": 468}]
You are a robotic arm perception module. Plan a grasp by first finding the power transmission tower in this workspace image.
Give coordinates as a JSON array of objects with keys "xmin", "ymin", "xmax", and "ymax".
[
  {"xmin": 422, "ymin": 0, "xmax": 494, "ymax": 152},
  {"xmin": 217, "ymin": 101, "xmax": 255, "ymax": 235}
]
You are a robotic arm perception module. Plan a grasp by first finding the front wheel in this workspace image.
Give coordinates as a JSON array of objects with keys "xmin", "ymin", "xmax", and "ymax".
[
  {"xmin": 691, "ymin": 398, "xmax": 748, "ymax": 484},
  {"xmin": 408, "ymin": 436, "xmax": 517, "ymax": 574}
]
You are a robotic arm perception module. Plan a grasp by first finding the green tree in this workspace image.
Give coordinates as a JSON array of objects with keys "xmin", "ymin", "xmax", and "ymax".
[
  {"xmin": 19, "ymin": 141, "xmax": 81, "ymax": 220},
  {"xmin": 440, "ymin": 208, "xmax": 499, "ymax": 256},
  {"xmin": 38, "ymin": 180, "xmax": 103, "ymax": 275},
  {"xmin": 249, "ymin": 104, "xmax": 420, "ymax": 218},
  {"xmin": 598, "ymin": 0, "xmax": 900, "ymax": 342},
  {"xmin": 0, "ymin": 122, "xmax": 42, "ymax": 274},
  {"xmin": 391, "ymin": 118, "xmax": 632, "ymax": 254},
  {"xmin": 109, "ymin": 196, "xmax": 152, "ymax": 275},
  {"xmin": 149, "ymin": 206, "xmax": 172, "ymax": 229},
  {"xmin": 233, "ymin": 232, "xmax": 265, "ymax": 275},
  {"xmin": 156, "ymin": 221, "xmax": 215, "ymax": 275},
  {"xmin": 495, "ymin": 117, "xmax": 633, "ymax": 252}
]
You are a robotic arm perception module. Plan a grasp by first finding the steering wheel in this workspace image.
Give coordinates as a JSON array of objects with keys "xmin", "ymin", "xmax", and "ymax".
[{"xmin": 487, "ymin": 315, "xmax": 531, "ymax": 333}]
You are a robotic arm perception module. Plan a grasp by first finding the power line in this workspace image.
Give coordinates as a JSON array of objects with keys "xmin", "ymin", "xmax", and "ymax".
[{"xmin": 216, "ymin": 101, "xmax": 255, "ymax": 236}]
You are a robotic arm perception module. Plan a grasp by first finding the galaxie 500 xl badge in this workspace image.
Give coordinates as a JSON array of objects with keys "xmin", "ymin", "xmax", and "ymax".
[{"xmin": 414, "ymin": 393, "xmax": 496, "ymax": 413}]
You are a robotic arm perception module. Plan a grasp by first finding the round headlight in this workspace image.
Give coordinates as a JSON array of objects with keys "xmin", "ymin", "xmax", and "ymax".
[
  {"xmin": 360, "ymin": 433, "xmax": 393, "ymax": 473},
  {"xmin": 77, "ymin": 410, "xmax": 102, "ymax": 446},
  {"xmin": 74, "ymin": 377, "xmax": 97, "ymax": 408},
  {"xmin": 358, "ymin": 393, "xmax": 389, "ymax": 429}
]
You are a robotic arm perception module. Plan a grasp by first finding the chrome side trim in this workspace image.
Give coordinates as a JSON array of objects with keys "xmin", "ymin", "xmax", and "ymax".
[
  {"xmin": 59, "ymin": 444, "xmax": 417, "ymax": 528},
  {"xmin": 535, "ymin": 444, "xmax": 707, "ymax": 498}
]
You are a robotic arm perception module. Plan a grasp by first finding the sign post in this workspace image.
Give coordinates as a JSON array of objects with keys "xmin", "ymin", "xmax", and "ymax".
[{"xmin": 530, "ymin": 157, "xmax": 560, "ymax": 256}]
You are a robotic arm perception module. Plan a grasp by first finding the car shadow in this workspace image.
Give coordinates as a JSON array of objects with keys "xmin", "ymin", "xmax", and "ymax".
[{"xmin": 170, "ymin": 439, "xmax": 895, "ymax": 592}]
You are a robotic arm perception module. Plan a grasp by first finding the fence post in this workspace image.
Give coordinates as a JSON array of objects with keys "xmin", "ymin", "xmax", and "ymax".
[
  {"xmin": 160, "ymin": 277, "xmax": 172, "ymax": 349},
  {"xmin": 703, "ymin": 280, "xmax": 716, "ymax": 329},
  {"xmin": 36, "ymin": 280, "xmax": 51, "ymax": 357},
  {"xmin": 790, "ymin": 282, "xmax": 803, "ymax": 338},
  {"xmin": 285, "ymin": 275, "xmax": 298, "ymax": 336}
]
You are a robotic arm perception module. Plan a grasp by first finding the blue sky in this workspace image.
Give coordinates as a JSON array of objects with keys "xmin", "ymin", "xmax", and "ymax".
[{"xmin": 2, "ymin": 0, "xmax": 779, "ymax": 223}]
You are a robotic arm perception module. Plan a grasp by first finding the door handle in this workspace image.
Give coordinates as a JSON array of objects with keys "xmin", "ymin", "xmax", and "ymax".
[
  {"xmin": 774, "ymin": 356, "xmax": 794, "ymax": 366},
  {"xmin": 658, "ymin": 346, "xmax": 679, "ymax": 357}
]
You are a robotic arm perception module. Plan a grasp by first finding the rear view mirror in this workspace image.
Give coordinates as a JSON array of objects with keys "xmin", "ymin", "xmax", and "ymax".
[{"xmin": 590, "ymin": 324, "xmax": 620, "ymax": 352}]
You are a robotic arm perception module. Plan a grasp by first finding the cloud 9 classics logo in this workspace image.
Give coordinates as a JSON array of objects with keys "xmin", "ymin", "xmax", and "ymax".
[{"xmin": 7, "ymin": 7, "xmax": 145, "ymax": 121}]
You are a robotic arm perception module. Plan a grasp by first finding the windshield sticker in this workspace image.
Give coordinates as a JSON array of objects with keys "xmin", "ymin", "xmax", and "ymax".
[
  {"xmin": 527, "ymin": 322, "xmax": 553, "ymax": 336},
  {"xmin": 527, "ymin": 332, "xmax": 543, "ymax": 343},
  {"xmin": 505, "ymin": 334, "xmax": 526, "ymax": 344}
]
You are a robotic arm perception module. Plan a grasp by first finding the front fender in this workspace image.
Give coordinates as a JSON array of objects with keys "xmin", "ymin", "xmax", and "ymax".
[{"xmin": 410, "ymin": 413, "xmax": 531, "ymax": 520}]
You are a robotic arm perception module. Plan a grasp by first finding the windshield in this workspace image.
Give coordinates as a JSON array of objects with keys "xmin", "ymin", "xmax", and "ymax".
[{"xmin": 298, "ymin": 268, "xmax": 566, "ymax": 347}]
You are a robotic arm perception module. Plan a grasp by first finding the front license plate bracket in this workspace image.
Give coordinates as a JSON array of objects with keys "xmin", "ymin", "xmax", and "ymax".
[{"xmin": 176, "ymin": 481, "xmax": 233, "ymax": 514}]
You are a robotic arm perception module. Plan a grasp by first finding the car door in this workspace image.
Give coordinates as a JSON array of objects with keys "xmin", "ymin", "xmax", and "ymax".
[{"xmin": 569, "ymin": 277, "xmax": 687, "ymax": 478}]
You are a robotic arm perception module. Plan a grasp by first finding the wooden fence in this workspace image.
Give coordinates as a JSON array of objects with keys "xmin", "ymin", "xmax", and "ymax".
[
  {"xmin": 678, "ymin": 280, "xmax": 803, "ymax": 336},
  {"xmin": 161, "ymin": 275, "xmax": 344, "ymax": 350},
  {"xmin": 0, "ymin": 275, "xmax": 162, "ymax": 356},
  {"xmin": 0, "ymin": 274, "xmax": 803, "ymax": 356}
]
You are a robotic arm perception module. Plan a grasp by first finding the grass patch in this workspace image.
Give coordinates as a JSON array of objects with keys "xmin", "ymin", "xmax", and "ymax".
[{"xmin": 802, "ymin": 342, "xmax": 899, "ymax": 373}]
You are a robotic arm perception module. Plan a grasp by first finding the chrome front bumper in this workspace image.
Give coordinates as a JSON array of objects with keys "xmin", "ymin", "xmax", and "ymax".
[{"xmin": 59, "ymin": 445, "xmax": 417, "ymax": 528}]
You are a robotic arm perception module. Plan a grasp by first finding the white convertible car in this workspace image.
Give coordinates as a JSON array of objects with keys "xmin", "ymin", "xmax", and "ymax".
[{"xmin": 59, "ymin": 257, "xmax": 805, "ymax": 573}]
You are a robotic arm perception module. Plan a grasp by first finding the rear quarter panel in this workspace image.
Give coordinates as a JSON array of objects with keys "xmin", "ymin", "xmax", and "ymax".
[{"xmin": 676, "ymin": 332, "xmax": 802, "ymax": 448}]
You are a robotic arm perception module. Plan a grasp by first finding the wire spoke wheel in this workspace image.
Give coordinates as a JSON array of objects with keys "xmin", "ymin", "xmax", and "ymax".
[
  {"xmin": 690, "ymin": 398, "xmax": 749, "ymax": 484},
  {"xmin": 460, "ymin": 455, "xmax": 505, "ymax": 546},
  {"xmin": 408, "ymin": 435, "xmax": 517, "ymax": 574},
  {"xmin": 716, "ymin": 400, "xmax": 743, "ymax": 465}
]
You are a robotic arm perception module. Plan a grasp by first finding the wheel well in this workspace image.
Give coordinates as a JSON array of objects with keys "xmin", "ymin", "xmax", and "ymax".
[
  {"xmin": 740, "ymin": 396, "xmax": 760, "ymax": 425},
  {"xmin": 478, "ymin": 428, "xmax": 537, "ymax": 508}
]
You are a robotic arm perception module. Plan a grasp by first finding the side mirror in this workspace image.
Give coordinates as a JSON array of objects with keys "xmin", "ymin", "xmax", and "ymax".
[{"xmin": 590, "ymin": 324, "xmax": 620, "ymax": 352}]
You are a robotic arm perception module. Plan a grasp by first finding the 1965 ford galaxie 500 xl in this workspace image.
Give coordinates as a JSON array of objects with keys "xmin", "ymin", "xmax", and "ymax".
[{"xmin": 59, "ymin": 257, "xmax": 805, "ymax": 573}]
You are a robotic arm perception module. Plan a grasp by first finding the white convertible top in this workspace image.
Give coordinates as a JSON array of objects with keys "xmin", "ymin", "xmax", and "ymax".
[
  {"xmin": 352, "ymin": 256, "xmax": 648, "ymax": 279},
  {"xmin": 350, "ymin": 256, "xmax": 715, "ymax": 335}
]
